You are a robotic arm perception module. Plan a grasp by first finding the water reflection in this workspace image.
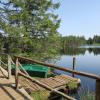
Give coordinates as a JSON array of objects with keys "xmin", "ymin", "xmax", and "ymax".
[
  {"xmin": 49, "ymin": 47, "xmax": 100, "ymax": 100},
  {"xmin": 63, "ymin": 47, "xmax": 100, "ymax": 55}
]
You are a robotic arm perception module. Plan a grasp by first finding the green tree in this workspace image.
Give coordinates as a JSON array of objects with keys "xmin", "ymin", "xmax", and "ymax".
[
  {"xmin": 0, "ymin": 0, "xmax": 61, "ymax": 57},
  {"xmin": 0, "ymin": 33, "xmax": 4, "ymax": 51},
  {"xmin": 0, "ymin": 0, "xmax": 60, "ymax": 37},
  {"xmin": 87, "ymin": 38, "xmax": 93, "ymax": 45},
  {"xmin": 93, "ymin": 35, "xmax": 100, "ymax": 44},
  {"xmin": 62, "ymin": 36, "xmax": 86, "ymax": 49}
]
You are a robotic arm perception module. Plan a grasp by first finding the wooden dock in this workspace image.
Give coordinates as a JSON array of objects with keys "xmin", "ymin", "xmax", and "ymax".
[
  {"xmin": 0, "ymin": 54, "xmax": 100, "ymax": 100},
  {"xmin": 0, "ymin": 55, "xmax": 78, "ymax": 100},
  {"xmin": 0, "ymin": 66, "xmax": 33, "ymax": 100},
  {"xmin": 19, "ymin": 74, "xmax": 80, "ymax": 92}
]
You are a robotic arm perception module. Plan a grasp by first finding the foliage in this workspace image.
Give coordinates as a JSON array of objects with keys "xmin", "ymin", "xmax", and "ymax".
[
  {"xmin": 61, "ymin": 36, "xmax": 86, "ymax": 54},
  {"xmin": 67, "ymin": 81, "xmax": 78, "ymax": 90},
  {"xmin": 0, "ymin": 0, "xmax": 60, "ymax": 37},
  {"xmin": 87, "ymin": 38, "xmax": 93, "ymax": 45},
  {"xmin": 0, "ymin": 33, "xmax": 4, "ymax": 51},
  {"xmin": 93, "ymin": 35, "xmax": 100, "ymax": 43},
  {"xmin": 31, "ymin": 90, "xmax": 50, "ymax": 100},
  {"xmin": 87, "ymin": 35, "xmax": 100, "ymax": 45},
  {"xmin": 62, "ymin": 36, "xmax": 86, "ymax": 47},
  {"xmin": 80, "ymin": 92, "xmax": 95, "ymax": 100},
  {"xmin": 0, "ymin": 1, "xmax": 100, "ymax": 60},
  {"xmin": 0, "ymin": 0, "xmax": 61, "ymax": 60}
]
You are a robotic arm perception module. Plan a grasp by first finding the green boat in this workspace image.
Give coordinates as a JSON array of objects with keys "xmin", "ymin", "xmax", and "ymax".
[{"xmin": 11, "ymin": 64, "xmax": 49, "ymax": 78}]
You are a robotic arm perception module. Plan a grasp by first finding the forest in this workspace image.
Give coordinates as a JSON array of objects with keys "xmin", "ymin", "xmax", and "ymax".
[{"xmin": 0, "ymin": 0, "xmax": 100, "ymax": 60}]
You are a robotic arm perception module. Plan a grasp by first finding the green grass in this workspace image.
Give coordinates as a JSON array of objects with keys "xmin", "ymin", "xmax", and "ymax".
[
  {"xmin": 31, "ymin": 90, "xmax": 50, "ymax": 100},
  {"xmin": 80, "ymin": 92, "xmax": 95, "ymax": 100},
  {"xmin": 67, "ymin": 81, "xmax": 78, "ymax": 90}
]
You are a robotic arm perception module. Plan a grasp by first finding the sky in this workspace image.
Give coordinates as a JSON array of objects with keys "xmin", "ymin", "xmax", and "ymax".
[{"xmin": 56, "ymin": 0, "xmax": 100, "ymax": 39}]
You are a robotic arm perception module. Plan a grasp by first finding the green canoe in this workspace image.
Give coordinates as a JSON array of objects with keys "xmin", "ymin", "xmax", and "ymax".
[{"xmin": 12, "ymin": 64, "xmax": 49, "ymax": 78}]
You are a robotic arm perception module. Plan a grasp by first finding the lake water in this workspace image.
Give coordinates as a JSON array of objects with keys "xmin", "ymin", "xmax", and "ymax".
[{"xmin": 47, "ymin": 46, "xmax": 100, "ymax": 99}]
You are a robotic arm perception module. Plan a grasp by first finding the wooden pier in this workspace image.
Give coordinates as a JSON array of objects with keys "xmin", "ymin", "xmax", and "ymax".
[
  {"xmin": 19, "ymin": 74, "xmax": 80, "ymax": 92},
  {"xmin": 0, "ymin": 66, "xmax": 32, "ymax": 100},
  {"xmin": 0, "ymin": 54, "xmax": 79, "ymax": 100},
  {"xmin": 0, "ymin": 54, "xmax": 100, "ymax": 100}
]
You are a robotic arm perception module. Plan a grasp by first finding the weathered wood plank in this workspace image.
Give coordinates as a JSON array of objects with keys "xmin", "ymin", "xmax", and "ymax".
[
  {"xmin": 15, "ymin": 58, "xmax": 19, "ymax": 89},
  {"xmin": 0, "ymin": 68, "xmax": 33, "ymax": 100},
  {"xmin": 8, "ymin": 55, "xmax": 12, "ymax": 79}
]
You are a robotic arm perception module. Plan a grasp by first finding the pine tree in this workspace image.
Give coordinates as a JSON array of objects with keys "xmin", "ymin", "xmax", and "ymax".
[
  {"xmin": 0, "ymin": 0, "xmax": 61, "ymax": 56},
  {"xmin": 0, "ymin": 0, "xmax": 60, "ymax": 38}
]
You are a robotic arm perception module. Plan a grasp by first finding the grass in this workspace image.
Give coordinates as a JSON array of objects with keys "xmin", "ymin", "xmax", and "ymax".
[
  {"xmin": 78, "ymin": 83, "xmax": 95, "ymax": 100},
  {"xmin": 67, "ymin": 81, "xmax": 78, "ymax": 90},
  {"xmin": 31, "ymin": 90, "xmax": 50, "ymax": 100},
  {"xmin": 80, "ymin": 92, "xmax": 95, "ymax": 100}
]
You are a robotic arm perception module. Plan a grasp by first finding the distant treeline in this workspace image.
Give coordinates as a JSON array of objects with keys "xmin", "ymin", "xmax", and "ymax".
[
  {"xmin": 87, "ymin": 35, "xmax": 100, "ymax": 45},
  {"xmin": 59, "ymin": 35, "xmax": 100, "ymax": 55},
  {"xmin": 61, "ymin": 36, "xmax": 86, "ymax": 52},
  {"xmin": 62, "ymin": 35, "xmax": 100, "ymax": 51},
  {"xmin": 62, "ymin": 36, "xmax": 86, "ymax": 47}
]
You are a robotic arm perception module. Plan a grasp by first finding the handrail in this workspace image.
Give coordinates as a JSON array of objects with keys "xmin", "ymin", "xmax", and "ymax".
[
  {"xmin": 18, "ymin": 62, "xmax": 29, "ymax": 76},
  {"xmin": 10, "ymin": 58, "xmax": 15, "ymax": 65},
  {"xmin": 15, "ymin": 58, "xmax": 76, "ymax": 100},
  {"xmin": 0, "ymin": 55, "xmax": 14, "ymax": 79},
  {"xmin": 0, "ymin": 60, "xmax": 8, "ymax": 67},
  {"xmin": 14, "ymin": 56, "xmax": 100, "ymax": 80},
  {"xmin": 0, "ymin": 55, "xmax": 11, "ymax": 79},
  {"xmin": 0, "ymin": 66, "xmax": 8, "ymax": 78}
]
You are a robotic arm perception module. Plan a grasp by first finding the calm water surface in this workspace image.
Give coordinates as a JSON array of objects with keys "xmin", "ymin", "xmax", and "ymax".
[{"xmin": 47, "ymin": 47, "xmax": 100, "ymax": 99}]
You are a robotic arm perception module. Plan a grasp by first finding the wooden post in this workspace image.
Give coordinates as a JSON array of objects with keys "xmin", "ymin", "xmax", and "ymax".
[
  {"xmin": 15, "ymin": 58, "xmax": 19, "ymax": 89},
  {"xmin": 96, "ymin": 80, "xmax": 100, "ymax": 100},
  {"xmin": 8, "ymin": 55, "xmax": 12, "ymax": 79},
  {"xmin": 72, "ymin": 57, "xmax": 76, "ymax": 77},
  {"xmin": 0, "ymin": 56, "xmax": 1, "ymax": 66}
]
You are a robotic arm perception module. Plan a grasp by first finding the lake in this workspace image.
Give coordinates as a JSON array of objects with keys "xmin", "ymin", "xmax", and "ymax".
[{"xmin": 47, "ymin": 46, "xmax": 100, "ymax": 100}]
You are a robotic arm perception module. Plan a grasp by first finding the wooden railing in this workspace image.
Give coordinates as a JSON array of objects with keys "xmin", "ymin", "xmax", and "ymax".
[
  {"xmin": 0, "ymin": 54, "xmax": 99, "ymax": 100},
  {"xmin": 15, "ymin": 58, "xmax": 76, "ymax": 100},
  {"xmin": 14, "ymin": 55, "xmax": 100, "ymax": 100},
  {"xmin": 14, "ymin": 56, "xmax": 100, "ymax": 80},
  {"xmin": 0, "ymin": 54, "xmax": 14, "ymax": 79}
]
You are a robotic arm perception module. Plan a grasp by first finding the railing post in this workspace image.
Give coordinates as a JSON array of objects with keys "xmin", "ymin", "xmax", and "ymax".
[
  {"xmin": 0, "ymin": 56, "xmax": 1, "ymax": 66},
  {"xmin": 96, "ymin": 79, "xmax": 100, "ymax": 100},
  {"xmin": 8, "ymin": 55, "xmax": 12, "ymax": 79},
  {"xmin": 72, "ymin": 57, "xmax": 76, "ymax": 77},
  {"xmin": 15, "ymin": 58, "xmax": 19, "ymax": 89}
]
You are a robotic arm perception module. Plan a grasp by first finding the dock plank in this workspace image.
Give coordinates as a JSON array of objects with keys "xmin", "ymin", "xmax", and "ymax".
[
  {"xmin": 0, "ymin": 67, "xmax": 33, "ymax": 100},
  {"xmin": 19, "ymin": 74, "xmax": 80, "ymax": 92}
]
